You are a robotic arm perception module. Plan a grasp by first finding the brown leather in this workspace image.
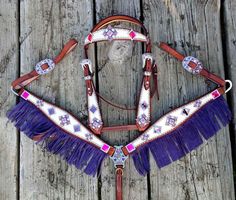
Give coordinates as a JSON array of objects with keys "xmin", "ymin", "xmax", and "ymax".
[
  {"xmin": 151, "ymin": 63, "xmax": 159, "ymax": 99},
  {"xmin": 121, "ymin": 146, "xmax": 129, "ymax": 156},
  {"xmin": 159, "ymin": 42, "xmax": 225, "ymax": 86},
  {"xmin": 97, "ymin": 92, "xmax": 137, "ymax": 110},
  {"xmin": 12, "ymin": 71, "xmax": 39, "ymax": 90},
  {"xmin": 108, "ymin": 146, "xmax": 116, "ymax": 156},
  {"xmin": 91, "ymin": 15, "xmax": 148, "ymax": 35},
  {"xmin": 116, "ymin": 167, "xmax": 123, "ymax": 200},
  {"xmin": 83, "ymin": 64, "xmax": 93, "ymax": 95},
  {"xmin": 102, "ymin": 124, "xmax": 138, "ymax": 132},
  {"xmin": 144, "ymin": 59, "xmax": 152, "ymax": 90},
  {"xmin": 201, "ymin": 69, "xmax": 225, "ymax": 86},
  {"xmin": 159, "ymin": 42, "xmax": 185, "ymax": 60},
  {"xmin": 12, "ymin": 39, "xmax": 78, "ymax": 91},
  {"xmin": 94, "ymin": 56, "xmax": 158, "ymax": 111}
]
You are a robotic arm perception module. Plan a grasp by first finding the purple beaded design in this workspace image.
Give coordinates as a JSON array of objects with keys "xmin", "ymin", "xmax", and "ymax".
[
  {"xmin": 141, "ymin": 101, "xmax": 148, "ymax": 110},
  {"xmin": 91, "ymin": 117, "xmax": 102, "ymax": 129},
  {"xmin": 90, "ymin": 105, "xmax": 97, "ymax": 113},
  {"xmin": 85, "ymin": 133, "xmax": 93, "ymax": 141},
  {"xmin": 194, "ymin": 100, "xmax": 202, "ymax": 108},
  {"xmin": 73, "ymin": 124, "xmax": 81, "ymax": 132},
  {"xmin": 165, "ymin": 115, "xmax": 177, "ymax": 127},
  {"xmin": 59, "ymin": 114, "xmax": 70, "ymax": 126},
  {"xmin": 141, "ymin": 133, "xmax": 149, "ymax": 141},
  {"xmin": 103, "ymin": 25, "xmax": 117, "ymax": 41},
  {"xmin": 153, "ymin": 125, "xmax": 162, "ymax": 134},
  {"xmin": 48, "ymin": 108, "xmax": 55, "ymax": 115},
  {"xmin": 36, "ymin": 100, "xmax": 44, "ymax": 107},
  {"xmin": 137, "ymin": 114, "xmax": 149, "ymax": 127}
]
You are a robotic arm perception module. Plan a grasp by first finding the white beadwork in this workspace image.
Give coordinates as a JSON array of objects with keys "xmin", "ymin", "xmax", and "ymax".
[
  {"xmin": 85, "ymin": 28, "xmax": 148, "ymax": 45},
  {"xmin": 132, "ymin": 90, "xmax": 220, "ymax": 148},
  {"xmin": 23, "ymin": 90, "xmax": 108, "ymax": 149},
  {"xmin": 136, "ymin": 82, "xmax": 150, "ymax": 128},
  {"xmin": 87, "ymin": 84, "xmax": 103, "ymax": 131}
]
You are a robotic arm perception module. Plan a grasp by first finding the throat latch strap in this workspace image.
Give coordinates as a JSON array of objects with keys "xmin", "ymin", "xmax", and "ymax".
[
  {"xmin": 11, "ymin": 39, "xmax": 78, "ymax": 92},
  {"xmin": 159, "ymin": 42, "xmax": 226, "ymax": 87}
]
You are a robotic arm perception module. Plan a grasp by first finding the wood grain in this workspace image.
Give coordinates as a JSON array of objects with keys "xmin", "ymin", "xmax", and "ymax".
[
  {"xmin": 142, "ymin": 0, "xmax": 235, "ymax": 199},
  {"xmin": 0, "ymin": 0, "xmax": 235, "ymax": 199},
  {"xmin": 223, "ymin": 0, "xmax": 236, "ymax": 169},
  {"xmin": 19, "ymin": 1, "xmax": 97, "ymax": 199},
  {"xmin": 0, "ymin": 0, "xmax": 19, "ymax": 199},
  {"xmin": 95, "ymin": 0, "xmax": 149, "ymax": 199}
]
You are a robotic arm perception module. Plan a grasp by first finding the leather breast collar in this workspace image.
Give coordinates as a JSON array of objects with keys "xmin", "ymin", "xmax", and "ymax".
[{"xmin": 8, "ymin": 15, "xmax": 232, "ymax": 200}]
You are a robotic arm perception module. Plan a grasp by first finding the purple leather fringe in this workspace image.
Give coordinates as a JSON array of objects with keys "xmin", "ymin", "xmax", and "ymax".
[
  {"xmin": 7, "ymin": 99, "xmax": 107, "ymax": 176},
  {"xmin": 132, "ymin": 96, "xmax": 231, "ymax": 176}
]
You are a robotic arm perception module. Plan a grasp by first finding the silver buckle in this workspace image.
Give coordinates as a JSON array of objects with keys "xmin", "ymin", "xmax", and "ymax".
[
  {"xmin": 80, "ymin": 59, "xmax": 93, "ymax": 73},
  {"xmin": 182, "ymin": 56, "xmax": 203, "ymax": 74},
  {"xmin": 110, "ymin": 146, "xmax": 128, "ymax": 168},
  {"xmin": 84, "ymin": 75, "xmax": 92, "ymax": 80},
  {"xmin": 142, "ymin": 53, "xmax": 153, "ymax": 68},
  {"xmin": 35, "ymin": 59, "xmax": 55, "ymax": 75},
  {"xmin": 144, "ymin": 71, "xmax": 152, "ymax": 76}
]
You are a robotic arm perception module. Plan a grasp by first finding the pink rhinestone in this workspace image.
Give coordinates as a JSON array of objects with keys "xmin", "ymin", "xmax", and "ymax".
[
  {"xmin": 212, "ymin": 90, "xmax": 220, "ymax": 99},
  {"xmin": 21, "ymin": 91, "xmax": 30, "ymax": 100},
  {"xmin": 129, "ymin": 30, "xmax": 136, "ymax": 40},
  {"xmin": 88, "ymin": 33, "xmax": 93, "ymax": 42},
  {"xmin": 126, "ymin": 143, "xmax": 135, "ymax": 152},
  {"xmin": 101, "ymin": 144, "xmax": 110, "ymax": 153}
]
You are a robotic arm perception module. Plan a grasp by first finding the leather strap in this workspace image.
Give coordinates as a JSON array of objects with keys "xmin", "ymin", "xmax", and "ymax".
[
  {"xmin": 159, "ymin": 42, "xmax": 225, "ymax": 86},
  {"xmin": 83, "ymin": 64, "xmax": 93, "ymax": 95},
  {"xmin": 12, "ymin": 39, "xmax": 78, "ymax": 91},
  {"xmin": 144, "ymin": 59, "xmax": 152, "ymax": 90},
  {"xmin": 95, "ymin": 60, "xmax": 159, "ymax": 112},
  {"xmin": 116, "ymin": 166, "xmax": 123, "ymax": 200},
  {"xmin": 102, "ymin": 124, "xmax": 138, "ymax": 132},
  {"xmin": 91, "ymin": 15, "xmax": 148, "ymax": 35}
]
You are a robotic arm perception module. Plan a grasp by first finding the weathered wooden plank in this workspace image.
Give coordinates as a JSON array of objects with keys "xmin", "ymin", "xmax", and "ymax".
[
  {"xmin": 142, "ymin": 0, "xmax": 235, "ymax": 199},
  {"xmin": 20, "ymin": 1, "xmax": 98, "ymax": 199},
  {"xmin": 0, "ymin": 0, "xmax": 19, "ymax": 199},
  {"xmin": 223, "ymin": 0, "xmax": 236, "ymax": 175},
  {"xmin": 95, "ymin": 0, "xmax": 149, "ymax": 199}
]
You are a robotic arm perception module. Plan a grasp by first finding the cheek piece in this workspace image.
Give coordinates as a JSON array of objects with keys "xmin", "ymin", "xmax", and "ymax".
[{"xmin": 7, "ymin": 15, "xmax": 232, "ymax": 200}]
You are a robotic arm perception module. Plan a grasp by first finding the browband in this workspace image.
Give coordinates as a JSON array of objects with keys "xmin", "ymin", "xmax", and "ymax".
[
  {"xmin": 84, "ymin": 15, "xmax": 151, "ymax": 59},
  {"xmin": 8, "ymin": 15, "xmax": 232, "ymax": 200}
]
